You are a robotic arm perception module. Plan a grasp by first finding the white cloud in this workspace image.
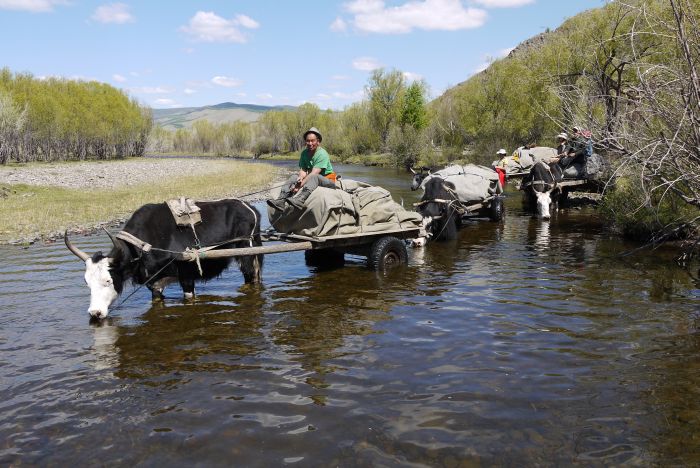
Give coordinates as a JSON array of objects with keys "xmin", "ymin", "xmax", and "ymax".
[
  {"xmin": 352, "ymin": 56, "xmax": 382, "ymax": 71},
  {"xmin": 234, "ymin": 14, "xmax": 259, "ymax": 29},
  {"xmin": 211, "ymin": 76, "xmax": 242, "ymax": 87},
  {"xmin": 402, "ymin": 71, "xmax": 422, "ymax": 81},
  {"xmin": 37, "ymin": 73, "xmax": 98, "ymax": 82},
  {"xmin": 330, "ymin": 16, "xmax": 347, "ymax": 32},
  {"xmin": 129, "ymin": 86, "xmax": 172, "ymax": 94},
  {"xmin": 342, "ymin": 0, "xmax": 487, "ymax": 34},
  {"xmin": 256, "ymin": 93, "xmax": 273, "ymax": 100},
  {"xmin": 473, "ymin": 46, "xmax": 515, "ymax": 73},
  {"xmin": 91, "ymin": 3, "xmax": 134, "ymax": 24},
  {"xmin": 499, "ymin": 46, "xmax": 515, "ymax": 57},
  {"xmin": 183, "ymin": 88, "xmax": 196, "ymax": 95},
  {"xmin": 182, "ymin": 47, "xmax": 195, "ymax": 54},
  {"xmin": 333, "ymin": 90, "xmax": 365, "ymax": 100},
  {"xmin": 0, "ymin": 0, "xmax": 66, "ymax": 13},
  {"xmin": 153, "ymin": 98, "xmax": 176, "ymax": 106},
  {"xmin": 332, "ymin": 74, "xmax": 351, "ymax": 80},
  {"xmin": 472, "ymin": 0, "xmax": 534, "ymax": 7},
  {"xmin": 112, "ymin": 74, "xmax": 126, "ymax": 82},
  {"xmin": 181, "ymin": 11, "xmax": 259, "ymax": 43},
  {"xmin": 473, "ymin": 62, "xmax": 489, "ymax": 73}
]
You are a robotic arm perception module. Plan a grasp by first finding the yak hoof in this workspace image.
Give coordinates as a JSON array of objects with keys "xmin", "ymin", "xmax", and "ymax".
[{"xmin": 183, "ymin": 292, "xmax": 194, "ymax": 300}]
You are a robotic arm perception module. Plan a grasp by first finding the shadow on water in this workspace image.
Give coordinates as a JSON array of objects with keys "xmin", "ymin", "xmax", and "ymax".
[{"xmin": 1, "ymin": 164, "xmax": 700, "ymax": 465}]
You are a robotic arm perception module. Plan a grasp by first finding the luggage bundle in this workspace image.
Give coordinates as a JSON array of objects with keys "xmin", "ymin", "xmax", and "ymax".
[
  {"xmin": 268, "ymin": 179, "xmax": 423, "ymax": 237},
  {"xmin": 419, "ymin": 164, "xmax": 502, "ymax": 203}
]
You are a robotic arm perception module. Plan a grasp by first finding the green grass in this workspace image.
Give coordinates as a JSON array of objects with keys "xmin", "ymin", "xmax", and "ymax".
[{"xmin": 0, "ymin": 161, "xmax": 278, "ymax": 244}]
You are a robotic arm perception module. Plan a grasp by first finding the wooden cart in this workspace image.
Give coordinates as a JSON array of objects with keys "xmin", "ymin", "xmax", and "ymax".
[
  {"xmin": 413, "ymin": 194, "xmax": 505, "ymax": 222},
  {"xmin": 176, "ymin": 226, "xmax": 425, "ymax": 271}
]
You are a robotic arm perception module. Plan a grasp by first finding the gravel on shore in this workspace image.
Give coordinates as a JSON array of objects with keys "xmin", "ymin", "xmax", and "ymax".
[
  {"xmin": 0, "ymin": 158, "xmax": 259, "ymax": 190},
  {"xmin": 0, "ymin": 157, "xmax": 288, "ymax": 245}
]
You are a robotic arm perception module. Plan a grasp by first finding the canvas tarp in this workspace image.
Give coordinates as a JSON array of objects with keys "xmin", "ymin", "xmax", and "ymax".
[
  {"xmin": 419, "ymin": 164, "xmax": 501, "ymax": 203},
  {"xmin": 267, "ymin": 179, "xmax": 424, "ymax": 237},
  {"xmin": 517, "ymin": 146, "xmax": 557, "ymax": 170}
]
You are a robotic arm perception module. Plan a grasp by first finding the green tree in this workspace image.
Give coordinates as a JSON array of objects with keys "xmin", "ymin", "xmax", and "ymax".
[{"xmin": 367, "ymin": 69, "xmax": 406, "ymax": 150}]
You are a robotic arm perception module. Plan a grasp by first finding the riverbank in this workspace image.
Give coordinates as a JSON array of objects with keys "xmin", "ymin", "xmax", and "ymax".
[
  {"xmin": 0, "ymin": 157, "xmax": 282, "ymax": 245},
  {"xmin": 148, "ymin": 151, "xmax": 402, "ymax": 167}
]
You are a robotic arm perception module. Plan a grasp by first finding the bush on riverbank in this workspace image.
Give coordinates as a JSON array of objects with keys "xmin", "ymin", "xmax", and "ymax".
[
  {"xmin": 600, "ymin": 175, "xmax": 699, "ymax": 243},
  {"xmin": 0, "ymin": 69, "xmax": 152, "ymax": 164}
]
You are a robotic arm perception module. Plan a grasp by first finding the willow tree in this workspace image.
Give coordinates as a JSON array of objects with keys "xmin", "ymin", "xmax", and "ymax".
[
  {"xmin": 599, "ymin": 0, "xmax": 700, "ymax": 244},
  {"xmin": 366, "ymin": 69, "xmax": 406, "ymax": 150},
  {"xmin": 0, "ymin": 91, "xmax": 26, "ymax": 164}
]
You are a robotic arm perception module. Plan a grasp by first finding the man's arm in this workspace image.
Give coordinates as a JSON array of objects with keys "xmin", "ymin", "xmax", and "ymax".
[{"xmin": 299, "ymin": 167, "xmax": 323, "ymax": 187}]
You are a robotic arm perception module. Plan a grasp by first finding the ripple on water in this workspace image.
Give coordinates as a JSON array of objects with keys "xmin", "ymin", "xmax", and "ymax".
[{"xmin": 1, "ymin": 179, "xmax": 699, "ymax": 465}]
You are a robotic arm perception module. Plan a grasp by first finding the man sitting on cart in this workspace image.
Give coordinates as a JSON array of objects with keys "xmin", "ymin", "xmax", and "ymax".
[{"xmin": 267, "ymin": 127, "xmax": 337, "ymax": 211}]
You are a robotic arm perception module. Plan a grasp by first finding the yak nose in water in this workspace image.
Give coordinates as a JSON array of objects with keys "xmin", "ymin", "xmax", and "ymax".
[{"xmin": 89, "ymin": 310, "xmax": 105, "ymax": 319}]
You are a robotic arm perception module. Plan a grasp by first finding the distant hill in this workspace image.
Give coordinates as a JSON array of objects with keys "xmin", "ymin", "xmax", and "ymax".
[{"xmin": 152, "ymin": 102, "xmax": 295, "ymax": 129}]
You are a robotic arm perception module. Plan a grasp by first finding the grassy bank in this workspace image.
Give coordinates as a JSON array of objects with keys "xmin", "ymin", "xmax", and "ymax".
[
  {"xmin": 0, "ymin": 160, "xmax": 279, "ymax": 244},
  {"xmin": 148, "ymin": 151, "xmax": 404, "ymax": 167}
]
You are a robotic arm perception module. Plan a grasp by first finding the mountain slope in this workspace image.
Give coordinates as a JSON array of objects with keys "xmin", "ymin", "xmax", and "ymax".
[{"xmin": 152, "ymin": 102, "xmax": 295, "ymax": 129}]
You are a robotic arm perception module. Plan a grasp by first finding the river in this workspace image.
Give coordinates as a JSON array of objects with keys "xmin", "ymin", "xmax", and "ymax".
[{"xmin": 1, "ymin": 162, "xmax": 699, "ymax": 466}]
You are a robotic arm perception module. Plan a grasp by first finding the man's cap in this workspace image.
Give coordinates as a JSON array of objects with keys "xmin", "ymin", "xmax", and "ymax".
[
  {"xmin": 303, "ymin": 127, "xmax": 322, "ymax": 142},
  {"xmin": 572, "ymin": 126, "xmax": 580, "ymax": 133},
  {"xmin": 496, "ymin": 148, "xmax": 507, "ymax": 155},
  {"xmin": 556, "ymin": 132, "xmax": 568, "ymax": 140}
]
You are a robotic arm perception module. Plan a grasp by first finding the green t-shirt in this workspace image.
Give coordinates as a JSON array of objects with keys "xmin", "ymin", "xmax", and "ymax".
[{"xmin": 299, "ymin": 147, "xmax": 333, "ymax": 176}]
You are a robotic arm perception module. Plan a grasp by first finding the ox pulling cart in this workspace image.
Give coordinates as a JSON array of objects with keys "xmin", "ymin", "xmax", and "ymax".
[{"xmin": 66, "ymin": 184, "xmax": 424, "ymax": 319}]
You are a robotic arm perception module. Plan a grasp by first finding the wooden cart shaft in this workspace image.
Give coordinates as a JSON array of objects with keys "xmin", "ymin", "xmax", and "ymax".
[{"xmin": 177, "ymin": 227, "xmax": 423, "ymax": 261}]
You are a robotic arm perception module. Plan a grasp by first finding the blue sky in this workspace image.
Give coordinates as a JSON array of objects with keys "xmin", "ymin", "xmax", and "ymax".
[{"xmin": 0, "ymin": 0, "xmax": 606, "ymax": 110}]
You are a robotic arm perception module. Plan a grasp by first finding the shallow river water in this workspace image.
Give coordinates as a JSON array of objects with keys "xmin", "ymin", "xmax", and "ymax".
[{"xmin": 1, "ymin": 162, "xmax": 699, "ymax": 466}]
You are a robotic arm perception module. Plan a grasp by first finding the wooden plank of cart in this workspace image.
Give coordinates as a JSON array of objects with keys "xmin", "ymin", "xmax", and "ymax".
[
  {"xmin": 177, "ymin": 226, "xmax": 425, "ymax": 271},
  {"xmin": 413, "ymin": 194, "xmax": 504, "ymax": 222},
  {"xmin": 518, "ymin": 177, "xmax": 604, "ymax": 197}
]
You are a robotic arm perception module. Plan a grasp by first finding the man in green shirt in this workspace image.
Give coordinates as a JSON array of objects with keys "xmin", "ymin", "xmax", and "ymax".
[{"xmin": 267, "ymin": 127, "xmax": 337, "ymax": 210}]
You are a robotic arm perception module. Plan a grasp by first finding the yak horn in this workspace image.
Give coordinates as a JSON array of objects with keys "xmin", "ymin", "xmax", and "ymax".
[
  {"xmin": 102, "ymin": 227, "xmax": 117, "ymax": 246},
  {"xmin": 64, "ymin": 230, "xmax": 90, "ymax": 261},
  {"xmin": 409, "ymin": 167, "xmax": 417, "ymax": 174}
]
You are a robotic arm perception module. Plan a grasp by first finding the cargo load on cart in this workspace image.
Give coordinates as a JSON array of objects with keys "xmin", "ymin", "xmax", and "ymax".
[
  {"xmin": 267, "ymin": 179, "xmax": 424, "ymax": 237},
  {"xmin": 417, "ymin": 164, "xmax": 502, "ymax": 203}
]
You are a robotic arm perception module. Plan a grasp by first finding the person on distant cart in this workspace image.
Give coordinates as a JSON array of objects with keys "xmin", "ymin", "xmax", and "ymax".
[
  {"xmin": 267, "ymin": 127, "xmax": 337, "ymax": 210},
  {"xmin": 494, "ymin": 148, "xmax": 508, "ymax": 187},
  {"xmin": 554, "ymin": 132, "xmax": 568, "ymax": 158}
]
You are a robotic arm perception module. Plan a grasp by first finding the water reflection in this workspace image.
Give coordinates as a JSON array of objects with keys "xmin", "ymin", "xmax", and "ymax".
[
  {"xmin": 1, "ymin": 164, "xmax": 700, "ymax": 465},
  {"xmin": 109, "ymin": 287, "xmax": 267, "ymax": 381}
]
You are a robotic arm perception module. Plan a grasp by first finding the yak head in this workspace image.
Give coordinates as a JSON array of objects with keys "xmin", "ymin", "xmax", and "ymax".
[
  {"xmin": 535, "ymin": 190, "xmax": 554, "ymax": 219},
  {"xmin": 529, "ymin": 161, "xmax": 561, "ymax": 220},
  {"xmin": 65, "ymin": 230, "xmax": 128, "ymax": 319},
  {"xmin": 409, "ymin": 167, "xmax": 431, "ymax": 191}
]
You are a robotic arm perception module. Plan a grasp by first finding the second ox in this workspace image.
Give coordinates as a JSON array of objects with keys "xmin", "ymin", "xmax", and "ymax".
[
  {"xmin": 521, "ymin": 160, "xmax": 564, "ymax": 219},
  {"xmin": 415, "ymin": 164, "xmax": 504, "ymax": 241},
  {"xmin": 65, "ymin": 198, "xmax": 263, "ymax": 320}
]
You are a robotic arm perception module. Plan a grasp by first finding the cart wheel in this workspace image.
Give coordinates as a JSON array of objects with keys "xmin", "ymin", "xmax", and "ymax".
[
  {"xmin": 368, "ymin": 236, "xmax": 408, "ymax": 271},
  {"xmin": 305, "ymin": 249, "xmax": 344, "ymax": 268},
  {"xmin": 489, "ymin": 195, "xmax": 505, "ymax": 221}
]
